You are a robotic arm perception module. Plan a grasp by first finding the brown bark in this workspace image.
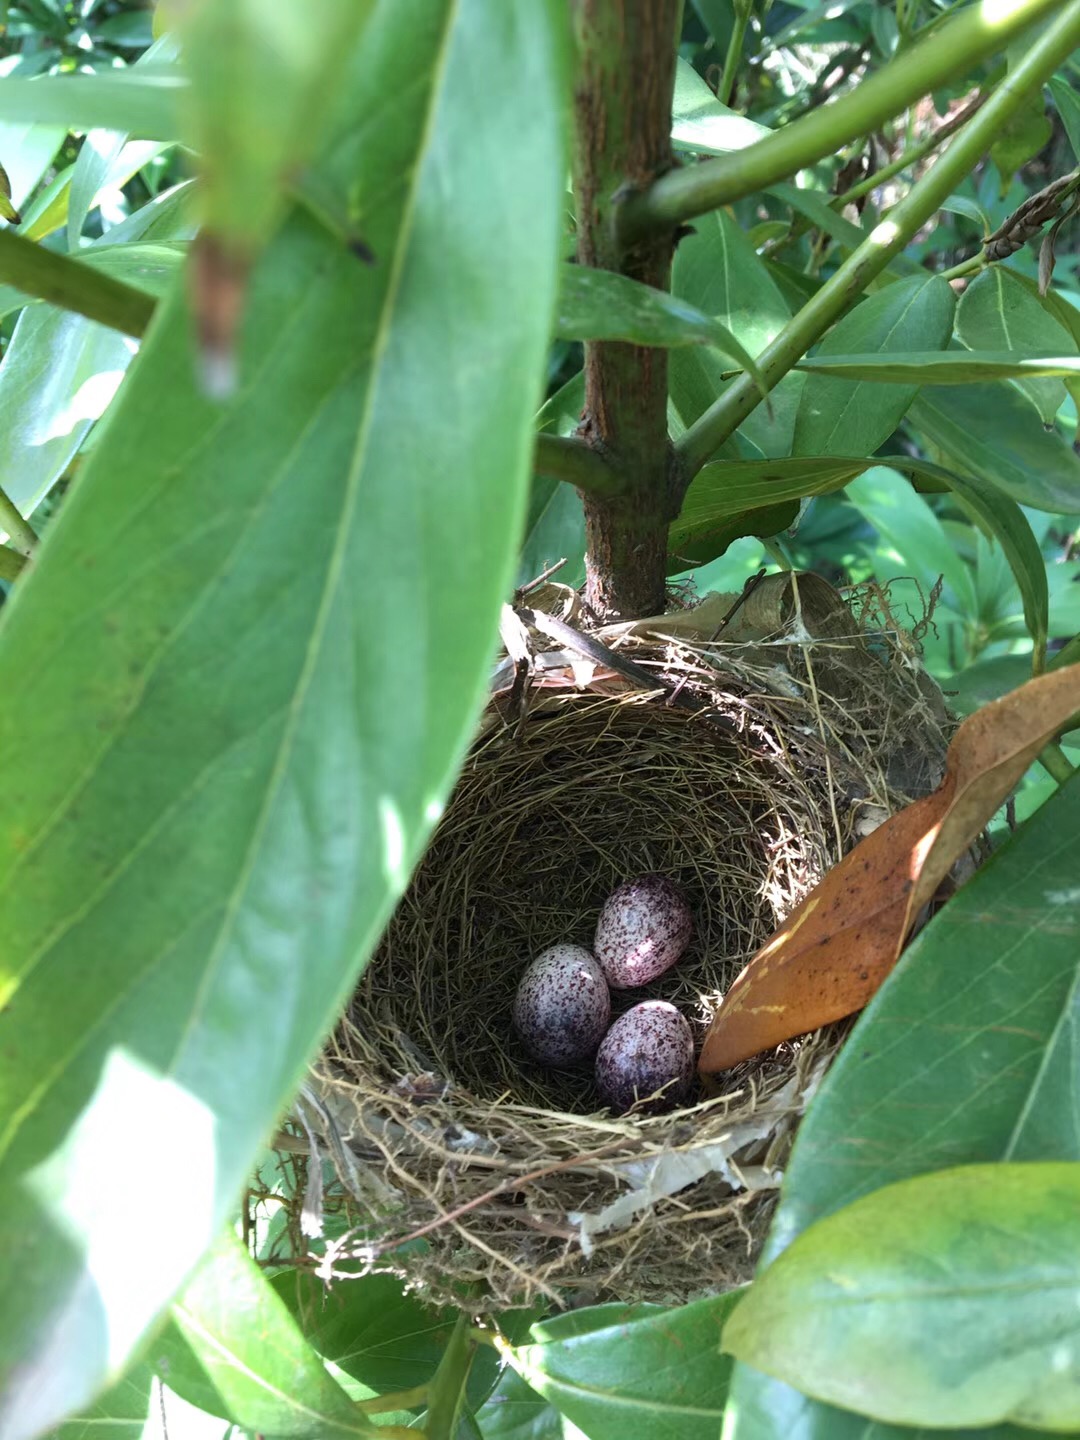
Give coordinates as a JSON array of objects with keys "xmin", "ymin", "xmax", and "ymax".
[{"xmin": 570, "ymin": 0, "xmax": 683, "ymax": 621}]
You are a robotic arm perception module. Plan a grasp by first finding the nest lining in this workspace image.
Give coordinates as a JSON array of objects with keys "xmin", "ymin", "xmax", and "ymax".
[{"xmin": 300, "ymin": 580, "xmax": 948, "ymax": 1308}]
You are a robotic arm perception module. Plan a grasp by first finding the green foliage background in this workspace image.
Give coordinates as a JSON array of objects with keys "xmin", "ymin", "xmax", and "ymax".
[{"xmin": 0, "ymin": 2, "xmax": 1077, "ymax": 1438}]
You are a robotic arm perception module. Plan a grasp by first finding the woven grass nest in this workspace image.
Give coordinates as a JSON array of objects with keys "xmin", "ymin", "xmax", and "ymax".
[{"xmin": 297, "ymin": 572, "xmax": 949, "ymax": 1308}]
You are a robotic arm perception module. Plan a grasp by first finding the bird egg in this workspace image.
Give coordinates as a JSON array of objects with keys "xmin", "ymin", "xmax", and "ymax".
[
  {"xmin": 595, "ymin": 1000, "xmax": 695, "ymax": 1114},
  {"xmin": 594, "ymin": 873, "xmax": 693, "ymax": 989},
  {"xmin": 513, "ymin": 944, "xmax": 611, "ymax": 1067}
]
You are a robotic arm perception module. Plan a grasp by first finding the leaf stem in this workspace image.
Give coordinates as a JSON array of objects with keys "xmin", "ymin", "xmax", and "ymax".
[
  {"xmin": 0, "ymin": 485, "xmax": 37, "ymax": 556},
  {"xmin": 676, "ymin": 0, "xmax": 1080, "ymax": 475},
  {"xmin": 0, "ymin": 230, "xmax": 155, "ymax": 338},
  {"xmin": 0, "ymin": 544, "xmax": 27, "ymax": 583},
  {"xmin": 356, "ymin": 1384, "xmax": 429, "ymax": 1414},
  {"xmin": 718, "ymin": 0, "xmax": 752, "ymax": 108},
  {"xmin": 1038, "ymin": 741, "xmax": 1076, "ymax": 785},
  {"xmin": 937, "ymin": 254, "xmax": 985, "ymax": 283},
  {"xmin": 839, "ymin": 90, "xmax": 986, "ymax": 210},
  {"xmin": 618, "ymin": 0, "xmax": 1062, "ymax": 243},
  {"xmin": 533, "ymin": 432, "xmax": 627, "ymax": 499}
]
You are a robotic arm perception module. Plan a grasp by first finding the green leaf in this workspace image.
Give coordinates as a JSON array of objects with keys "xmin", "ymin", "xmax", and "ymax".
[
  {"xmin": 956, "ymin": 268, "xmax": 1076, "ymax": 423},
  {"xmin": 991, "ymin": 86, "xmax": 1052, "ymax": 188},
  {"xmin": 1048, "ymin": 75, "xmax": 1080, "ymax": 164},
  {"xmin": 667, "ymin": 452, "xmax": 991, "ymax": 574},
  {"xmin": 723, "ymin": 1163, "xmax": 1080, "ymax": 1431},
  {"xmin": 0, "ymin": 118, "xmax": 66, "ymax": 216},
  {"xmin": 67, "ymin": 38, "xmax": 177, "ymax": 250},
  {"xmin": 510, "ymin": 1295, "xmax": 739, "ymax": 1440},
  {"xmin": 42, "ymin": 1361, "xmax": 155, "ymax": 1440},
  {"xmin": 940, "ymin": 193, "xmax": 992, "ymax": 235},
  {"xmin": 0, "ymin": 306, "xmax": 136, "ymax": 513},
  {"xmin": 671, "ymin": 57, "xmax": 769, "ymax": 155},
  {"xmin": 0, "ymin": 1, "xmax": 568, "ymax": 1432},
  {"xmin": 272, "ymin": 1268, "xmax": 512, "ymax": 1412},
  {"xmin": 910, "ymin": 381, "xmax": 1080, "ymax": 513},
  {"xmin": 943, "ymin": 471, "xmax": 1049, "ymax": 669},
  {"xmin": 523, "ymin": 371, "xmax": 586, "ymax": 590},
  {"xmin": 727, "ymin": 767, "xmax": 1080, "ymax": 1440},
  {"xmin": 795, "ymin": 350, "xmax": 1080, "ymax": 382},
  {"xmin": 556, "ymin": 264, "xmax": 763, "ymax": 380},
  {"xmin": 0, "ymin": 70, "xmax": 182, "ymax": 138},
  {"xmin": 844, "ymin": 465, "xmax": 978, "ymax": 618},
  {"xmin": 156, "ymin": 1231, "xmax": 374, "ymax": 1436},
  {"xmin": 793, "ymin": 275, "xmax": 955, "ymax": 457},
  {"xmin": 670, "ymin": 209, "xmax": 800, "ymax": 459},
  {"xmin": 177, "ymin": 0, "xmax": 373, "ymax": 252},
  {"xmin": 475, "ymin": 1367, "xmax": 587, "ymax": 1440}
]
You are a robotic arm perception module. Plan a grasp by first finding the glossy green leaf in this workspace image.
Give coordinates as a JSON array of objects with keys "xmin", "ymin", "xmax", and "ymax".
[
  {"xmin": 65, "ymin": 137, "xmax": 174, "ymax": 248},
  {"xmin": 511, "ymin": 1295, "xmax": 739, "ymax": 1440},
  {"xmin": 1048, "ymin": 76, "xmax": 1080, "ymax": 163},
  {"xmin": 0, "ymin": 71, "xmax": 182, "ymax": 138},
  {"xmin": 910, "ymin": 381, "xmax": 1080, "ymax": 513},
  {"xmin": 475, "ymin": 1367, "xmax": 587, "ymax": 1440},
  {"xmin": 956, "ymin": 268, "xmax": 1075, "ymax": 423},
  {"xmin": 689, "ymin": 0, "xmax": 735, "ymax": 49},
  {"xmin": 177, "ymin": 1, "xmax": 373, "ymax": 250},
  {"xmin": 795, "ymin": 350, "xmax": 1080, "ymax": 382},
  {"xmin": 991, "ymin": 86, "xmax": 1052, "ymax": 187},
  {"xmin": 724, "ymin": 1163, "xmax": 1080, "ymax": 1431},
  {"xmin": 0, "ymin": 306, "xmax": 136, "ymax": 513},
  {"xmin": 524, "ymin": 371, "xmax": 587, "ymax": 590},
  {"xmin": 671, "ymin": 57, "xmax": 769, "ymax": 155},
  {"xmin": 793, "ymin": 275, "xmax": 955, "ymax": 457},
  {"xmin": 557, "ymin": 264, "xmax": 762, "ymax": 379},
  {"xmin": 0, "ymin": 119, "xmax": 66, "ymax": 214},
  {"xmin": 727, "ymin": 769, "xmax": 1080, "ymax": 1440},
  {"xmin": 845, "ymin": 465, "xmax": 978, "ymax": 617},
  {"xmin": 155, "ymin": 1231, "xmax": 373, "ymax": 1436},
  {"xmin": 67, "ymin": 38, "xmax": 177, "ymax": 250},
  {"xmin": 668, "ymin": 452, "xmax": 976, "ymax": 572},
  {"xmin": 43, "ymin": 1362, "xmax": 155, "ymax": 1440},
  {"xmin": 941, "ymin": 193, "xmax": 992, "ymax": 234},
  {"xmin": 0, "ymin": 2, "xmax": 568, "ymax": 1433},
  {"xmin": 272, "ymin": 1268, "xmax": 513, "ymax": 1411},
  {"xmin": 944, "ymin": 471, "xmax": 1049, "ymax": 668},
  {"xmin": 670, "ymin": 209, "xmax": 800, "ymax": 460}
]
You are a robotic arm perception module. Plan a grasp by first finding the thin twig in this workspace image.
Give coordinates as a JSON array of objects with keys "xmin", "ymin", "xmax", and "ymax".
[
  {"xmin": 0, "ymin": 485, "xmax": 37, "ymax": 556},
  {"xmin": 0, "ymin": 544, "xmax": 27, "ymax": 583},
  {"xmin": 0, "ymin": 229, "xmax": 154, "ymax": 338}
]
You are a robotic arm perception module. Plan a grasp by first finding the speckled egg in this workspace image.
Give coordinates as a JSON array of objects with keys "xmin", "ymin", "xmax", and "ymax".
[
  {"xmin": 595, "ymin": 1001, "xmax": 695, "ymax": 1114},
  {"xmin": 594, "ymin": 874, "xmax": 693, "ymax": 989},
  {"xmin": 513, "ymin": 944, "xmax": 612, "ymax": 1066}
]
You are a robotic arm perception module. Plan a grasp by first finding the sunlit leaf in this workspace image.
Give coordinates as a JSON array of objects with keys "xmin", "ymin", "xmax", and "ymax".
[{"xmin": 0, "ymin": 2, "xmax": 568, "ymax": 1432}]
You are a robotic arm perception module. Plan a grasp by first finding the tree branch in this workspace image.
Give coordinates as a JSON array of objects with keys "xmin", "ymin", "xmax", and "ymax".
[
  {"xmin": 618, "ymin": 0, "xmax": 1063, "ymax": 244},
  {"xmin": 675, "ymin": 0, "xmax": 1080, "ymax": 477},
  {"xmin": 0, "ymin": 230, "xmax": 155, "ymax": 338},
  {"xmin": 533, "ymin": 433, "xmax": 626, "ymax": 499},
  {"xmin": 570, "ymin": 0, "xmax": 683, "ymax": 621},
  {"xmin": 0, "ymin": 484, "xmax": 37, "ymax": 556},
  {"xmin": 0, "ymin": 544, "xmax": 27, "ymax": 583}
]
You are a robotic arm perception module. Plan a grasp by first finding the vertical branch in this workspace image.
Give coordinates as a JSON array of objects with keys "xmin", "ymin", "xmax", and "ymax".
[{"xmin": 571, "ymin": 0, "xmax": 683, "ymax": 621}]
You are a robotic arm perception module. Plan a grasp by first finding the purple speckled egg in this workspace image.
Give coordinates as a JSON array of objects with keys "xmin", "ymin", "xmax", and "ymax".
[
  {"xmin": 595, "ymin": 1000, "xmax": 695, "ymax": 1114},
  {"xmin": 594, "ymin": 874, "xmax": 693, "ymax": 989},
  {"xmin": 513, "ymin": 944, "xmax": 611, "ymax": 1067}
]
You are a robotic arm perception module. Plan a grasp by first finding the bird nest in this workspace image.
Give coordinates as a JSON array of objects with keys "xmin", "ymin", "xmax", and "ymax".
[{"xmin": 291, "ymin": 573, "xmax": 949, "ymax": 1308}]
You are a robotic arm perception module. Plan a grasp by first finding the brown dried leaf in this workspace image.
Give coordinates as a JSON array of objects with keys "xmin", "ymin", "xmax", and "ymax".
[{"xmin": 698, "ymin": 666, "xmax": 1080, "ymax": 1076}]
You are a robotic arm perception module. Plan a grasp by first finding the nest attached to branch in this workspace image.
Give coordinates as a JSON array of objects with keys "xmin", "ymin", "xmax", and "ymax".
[{"xmin": 293, "ymin": 573, "xmax": 949, "ymax": 1308}]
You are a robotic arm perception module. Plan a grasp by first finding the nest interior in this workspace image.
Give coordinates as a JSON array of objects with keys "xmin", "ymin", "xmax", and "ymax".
[{"xmin": 307, "ymin": 577, "xmax": 949, "ymax": 1308}]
